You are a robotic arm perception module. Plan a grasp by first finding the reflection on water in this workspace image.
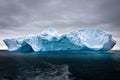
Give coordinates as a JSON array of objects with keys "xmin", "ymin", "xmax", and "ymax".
[{"xmin": 0, "ymin": 50, "xmax": 120, "ymax": 80}]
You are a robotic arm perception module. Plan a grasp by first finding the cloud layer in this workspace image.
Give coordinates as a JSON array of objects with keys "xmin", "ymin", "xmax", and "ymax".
[{"xmin": 0, "ymin": 0, "xmax": 120, "ymax": 49}]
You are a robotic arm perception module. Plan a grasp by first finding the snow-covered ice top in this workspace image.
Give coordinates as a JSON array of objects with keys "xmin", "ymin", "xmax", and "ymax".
[{"xmin": 3, "ymin": 28, "xmax": 116, "ymax": 52}]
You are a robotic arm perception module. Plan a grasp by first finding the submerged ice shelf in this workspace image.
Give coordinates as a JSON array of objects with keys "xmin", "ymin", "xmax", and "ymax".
[{"xmin": 3, "ymin": 28, "xmax": 116, "ymax": 52}]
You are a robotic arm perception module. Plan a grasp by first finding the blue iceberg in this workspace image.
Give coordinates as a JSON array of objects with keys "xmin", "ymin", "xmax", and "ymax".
[{"xmin": 3, "ymin": 28, "xmax": 116, "ymax": 52}]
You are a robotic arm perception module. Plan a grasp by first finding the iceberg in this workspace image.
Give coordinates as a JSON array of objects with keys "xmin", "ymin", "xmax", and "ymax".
[{"xmin": 3, "ymin": 28, "xmax": 116, "ymax": 52}]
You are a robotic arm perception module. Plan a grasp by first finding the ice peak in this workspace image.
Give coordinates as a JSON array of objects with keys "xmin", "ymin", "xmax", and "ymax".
[{"xmin": 41, "ymin": 28, "xmax": 58, "ymax": 37}]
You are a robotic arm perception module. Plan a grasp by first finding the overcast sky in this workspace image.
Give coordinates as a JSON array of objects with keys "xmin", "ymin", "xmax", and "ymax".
[{"xmin": 0, "ymin": 0, "xmax": 120, "ymax": 50}]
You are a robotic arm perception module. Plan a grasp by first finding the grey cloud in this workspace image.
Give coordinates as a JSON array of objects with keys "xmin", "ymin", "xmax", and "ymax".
[
  {"xmin": 94, "ymin": 0, "xmax": 120, "ymax": 28},
  {"xmin": 0, "ymin": 0, "xmax": 32, "ymax": 28},
  {"xmin": 0, "ymin": 0, "xmax": 120, "ymax": 39}
]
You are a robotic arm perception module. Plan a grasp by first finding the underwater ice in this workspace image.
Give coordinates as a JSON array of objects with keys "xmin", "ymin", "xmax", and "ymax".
[{"xmin": 3, "ymin": 28, "xmax": 116, "ymax": 52}]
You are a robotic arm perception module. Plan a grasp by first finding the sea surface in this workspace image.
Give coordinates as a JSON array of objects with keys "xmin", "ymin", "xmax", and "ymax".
[{"xmin": 0, "ymin": 50, "xmax": 120, "ymax": 80}]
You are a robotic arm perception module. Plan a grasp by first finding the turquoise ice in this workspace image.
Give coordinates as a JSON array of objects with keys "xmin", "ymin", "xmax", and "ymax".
[{"xmin": 3, "ymin": 28, "xmax": 116, "ymax": 52}]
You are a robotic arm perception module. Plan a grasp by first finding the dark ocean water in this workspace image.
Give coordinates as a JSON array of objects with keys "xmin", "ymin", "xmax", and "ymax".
[{"xmin": 0, "ymin": 50, "xmax": 120, "ymax": 80}]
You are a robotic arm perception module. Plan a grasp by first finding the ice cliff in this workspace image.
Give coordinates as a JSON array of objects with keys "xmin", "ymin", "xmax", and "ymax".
[{"xmin": 3, "ymin": 28, "xmax": 116, "ymax": 52}]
